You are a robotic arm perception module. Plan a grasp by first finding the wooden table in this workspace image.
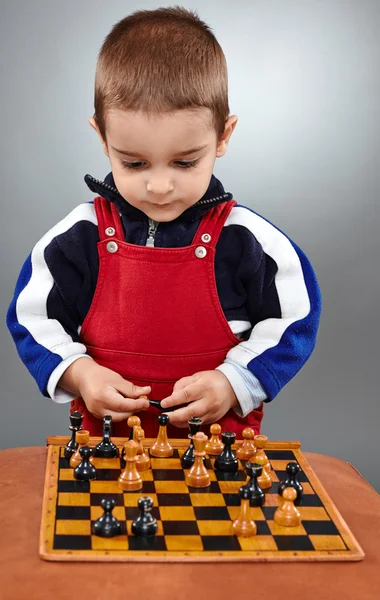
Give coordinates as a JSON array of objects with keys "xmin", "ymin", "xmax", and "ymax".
[{"xmin": 0, "ymin": 447, "xmax": 379, "ymax": 600}]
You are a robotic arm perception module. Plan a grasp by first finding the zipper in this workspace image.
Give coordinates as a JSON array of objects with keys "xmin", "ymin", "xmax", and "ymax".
[
  {"xmin": 85, "ymin": 174, "xmax": 231, "ymax": 208},
  {"xmin": 146, "ymin": 218, "xmax": 159, "ymax": 247}
]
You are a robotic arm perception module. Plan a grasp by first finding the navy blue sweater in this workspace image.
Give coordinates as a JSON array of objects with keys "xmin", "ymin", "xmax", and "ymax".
[{"xmin": 6, "ymin": 172, "xmax": 321, "ymax": 416}]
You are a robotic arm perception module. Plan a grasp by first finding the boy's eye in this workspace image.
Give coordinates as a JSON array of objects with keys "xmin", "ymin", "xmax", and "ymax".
[{"xmin": 121, "ymin": 159, "xmax": 199, "ymax": 170}]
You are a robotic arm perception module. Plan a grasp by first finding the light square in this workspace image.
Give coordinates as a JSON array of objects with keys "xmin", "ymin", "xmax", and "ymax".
[
  {"xmin": 55, "ymin": 520, "xmax": 91, "ymax": 536},
  {"xmin": 190, "ymin": 494, "xmax": 226, "ymax": 507},
  {"xmin": 227, "ymin": 506, "xmax": 265, "ymax": 521},
  {"xmin": 151, "ymin": 458, "xmax": 182, "ymax": 469},
  {"xmin": 154, "ymin": 481, "xmax": 188, "ymax": 494},
  {"xmin": 91, "ymin": 535, "xmax": 129, "ymax": 550},
  {"xmin": 218, "ymin": 480, "xmax": 245, "ymax": 494},
  {"xmin": 298, "ymin": 507, "xmax": 330, "ymax": 520},
  {"xmin": 239, "ymin": 536, "xmax": 277, "ymax": 551},
  {"xmin": 90, "ymin": 481, "xmax": 122, "ymax": 494},
  {"xmin": 197, "ymin": 520, "xmax": 234, "ymax": 536},
  {"xmin": 268, "ymin": 521, "xmax": 307, "ymax": 536},
  {"xmin": 58, "ymin": 492, "xmax": 90, "ymax": 506},
  {"xmin": 91, "ymin": 457, "xmax": 120, "ymax": 469},
  {"xmin": 159, "ymin": 506, "xmax": 196, "ymax": 521},
  {"xmin": 165, "ymin": 535, "xmax": 203, "ymax": 551},
  {"xmin": 310, "ymin": 535, "xmax": 347, "ymax": 551},
  {"xmin": 59, "ymin": 469, "xmax": 75, "ymax": 481}
]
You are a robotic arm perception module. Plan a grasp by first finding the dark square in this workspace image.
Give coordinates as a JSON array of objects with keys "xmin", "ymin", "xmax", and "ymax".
[
  {"xmin": 90, "ymin": 493, "xmax": 124, "ymax": 506},
  {"xmin": 298, "ymin": 494, "xmax": 323, "ymax": 507},
  {"xmin": 187, "ymin": 481, "xmax": 220, "ymax": 494},
  {"xmin": 157, "ymin": 493, "xmax": 191, "ymax": 506},
  {"xmin": 125, "ymin": 507, "xmax": 160, "ymax": 521},
  {"xmin": 141, "ymin": 481, "xmax": 156, "ymax": 493},
  {"xmin": 163, "ymin": 521, "xmax": 199, "ymax": 535},
  {"xmin": 215, "ymin": 470, "xmax": 246, "ymax": 482},
  {"xmin": 266, "ymin": 450, "xmax": 296, "ymax": 461},
  {"xmin": 53, "ymin": 535, "xmax": 92, "ymax": 550},
  {"xmin": 201, "ymin": 536, "xmax": 241, "ymax": 551},
  {"xmin": 223, "ymin": 494, "xmax": 241, "ymax": 507},
  {"xmin": 56, "ymin": 506, "xmax": 91, "ymax": 520},
  {"xmin": 274, "ymin": 535, "xmax": 314, "ymax": 551},
  {"xmin": 59, "ymin": 457, "xmax": 71, "ymax": 469},
  {"xmin": 91, "ymin": 520, "xmax": 127, "ymax": 536},
  {"xmin": 128, "ymin": 535, "xmax": 167, "ymax": 551},
  {"xmin": 95, "ymin": 469, "xmax": 120, "ymax": 481},
  {"xmin": 194, "ymin": 507, "xmax": 230, "ymax": 520},
  {"xmin": 152, "ymin": 469, "xmax": 185, "ymax": 481},
  {"xmin": 256, "ymin": 521, "xmax": 271, "ymax": 535},
  {"xmin": 267, "ymin": 482, "xmax": 280, "ymax": 495},
  {"xmin": 302, "ymin": 520, "xmax": 340, "ymax": 536},
  {"xmin": 262, "ymin": 506, "xmax": 276, "ymax": 520},
  {"xmin": 58, "ymin": 480, "xmax": 90, "ymax": 493},
  {"xmin": 276, "ymin": 470, "xmax": 308, "ymax": 483}
]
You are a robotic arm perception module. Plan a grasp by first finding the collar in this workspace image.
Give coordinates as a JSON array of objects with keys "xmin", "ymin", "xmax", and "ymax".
[{"xmin": 84, "ymin": 172, "xmax": 233, "ymax": 223}]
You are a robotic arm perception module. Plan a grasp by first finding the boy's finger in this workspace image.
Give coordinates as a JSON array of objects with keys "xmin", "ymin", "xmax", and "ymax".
[
  {"xmin": 106, "ymin": 391, "xmax": 150, "ymax": 413},
  {"xmin": 172, "ymin": 376, "xmax": 195, "ymax": 392},
  {"xmin": 160, "ymin": 382, "xmax": 203, "ymax": 408},
  {"xmin": 116, "ymin": 381, "xmax": 151, "ymax": 399},
  {"xmin": 164, "ymin": 400, "xmax": 206, "ymax": 427}
]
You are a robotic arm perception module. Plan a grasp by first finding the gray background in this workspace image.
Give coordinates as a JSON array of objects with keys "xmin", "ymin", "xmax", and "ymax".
[{"xmin": 1, "ymin": 0, "xmax": 379, "ymax": 491}]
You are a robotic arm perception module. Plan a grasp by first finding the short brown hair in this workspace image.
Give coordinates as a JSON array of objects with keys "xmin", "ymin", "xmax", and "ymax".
[{"xmin": 94, "ymin": 6, "xmax": 229, "ymax": 140}]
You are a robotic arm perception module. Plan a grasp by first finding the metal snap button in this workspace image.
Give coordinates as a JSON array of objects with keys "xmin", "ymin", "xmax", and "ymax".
[
  {"xmin": 201, "ymin": 233, "xmax": 211, "ymax": 243},
  {"xmin": 195, "ymin": 246, "xmax": 207, "ymax": 259},
  {"xmin": 106, "ymin": 241, "xmax": 118, "ymax": 253},
  {"xmin": 105, "ymin": 227, "xmax": 115, "ymax": 237}
]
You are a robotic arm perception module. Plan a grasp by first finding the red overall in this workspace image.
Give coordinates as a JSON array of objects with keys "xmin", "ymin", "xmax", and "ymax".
[{"xmin": 71, "ymin": 196, "xmax": 263, "ymax": 438}]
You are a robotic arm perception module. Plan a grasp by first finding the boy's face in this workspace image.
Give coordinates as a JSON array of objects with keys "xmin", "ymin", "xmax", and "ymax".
[{"xmin": 90, "ymin": 108, "xmax": 237, "ymax": 222}]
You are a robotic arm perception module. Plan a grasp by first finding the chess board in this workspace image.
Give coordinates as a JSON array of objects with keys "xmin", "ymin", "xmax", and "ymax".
[{"xmin": 40, "ymin": 437, "xmax": 364, "ymax": 562}]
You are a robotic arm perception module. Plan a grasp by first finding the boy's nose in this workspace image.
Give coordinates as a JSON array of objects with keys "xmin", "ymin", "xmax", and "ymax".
[{"xmin": 146, "ymin": 178, "xmax": 175, "ymax": 195}]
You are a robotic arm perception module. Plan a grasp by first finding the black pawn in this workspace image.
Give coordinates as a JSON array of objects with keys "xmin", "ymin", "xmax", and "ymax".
[
  {"xmin": 74, "ymin": 446, "xmax": 97, "ymax": 481},
  {"xmin": 93, "ymin": 498, "xmax": 121, "ymax": 537},
  {"xmin": 64, "ymin": 411, "xmax": 83, "ymax": 460},
  {"xmin": 94, "ymin": 415, "xmax": 119, "ymax": 458},
  {"xmin": 132, "ymin": 496, "xmax": 158, "ymax": 537},
  {"xmin": 181, "ymin": 417, "xmax": 203, "ymax": 469},
  {"xmin": 245, "ymin": 462, "xmax": 265, "ymax": 507},
  {"xmin": 214, "ymin": 432, "xmax": 238, "ymax": 472},
  {"xmin": 278, "ymin": 462, "xmax": 303, "ymax": 504}
]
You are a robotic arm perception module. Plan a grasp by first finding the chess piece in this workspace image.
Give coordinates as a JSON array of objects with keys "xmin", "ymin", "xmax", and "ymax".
[
  {"xmin": 74, "ymin": 446, "xmax": 96, "ymax": 481},
  {"xmin": 214, "ymin": 432, "xmax": 238, "ymax": 472},
  {"xmin": 64, "ymin": 411, "xmax": 83, "ymax": 460},
  {"xmin": 185, "ymin": 432, "xmax": 210, "ymax": 488},
  {"xmin": 254, "ymin": 435, "xmax": 272, "ymax": 488},
  {"xmin": 181, "ymin": 417, "xmax": 203, "ymax": 469},
  {"xmin": 274, "ymin": 486, "xmax": 301, "ymax": 527},
  {"xmin": 278, "ymin": 462, "xmax": 303, "ymax": 504},
  {"xmin": 150, "ymin": 414, "xmax": 173, "ymax": 457},
  {"xmin": 70, "ymin": 430, "xmax": 91, "ymax": 468},
  {"xmin": 118, "ymin": 440, "xmax": 143, "ymax": 491},
  {"xmin": 205, "ymin": 423, "xmax": 224, "ymax": 455},
  {"xmin": 128, "ymin": 415, "xmax": 141, "ymax": 441},
  {"xmin": 94, "ymin": 415, "xmax": 118, "ymax": 458},
  {"xmin": 236, "ymin": 428, "xmax": 256, "ymax": 461},
  {"xmin": 93, "ymin": 498, "xmax": 121, "ymax": 537},
  {"xmin": 232, "ymin": 485, "xmax": 257, "ymax": 537},
  {"xmin": 131, "ymin": 496, "xmax": 158, "ymax": 536},
  {"xmin": 135, "ymin": 426, "xmax": 150, "ymax": 471},
  {"xmin": 245, "ymin": 462, "xmax": 265, "ymax": 507}
]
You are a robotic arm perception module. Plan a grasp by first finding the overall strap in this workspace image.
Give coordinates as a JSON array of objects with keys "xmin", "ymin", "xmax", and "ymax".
[
  {"xmin": 94, "ymin": 196, "xmax": 125, "ymax": 241},
  {"xmin": 192, "ymin": 200, "xmax": 237, "ymax": 249}
]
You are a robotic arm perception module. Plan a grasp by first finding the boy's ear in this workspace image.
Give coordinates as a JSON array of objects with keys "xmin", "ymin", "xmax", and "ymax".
[
  {"xmin": 89, "ymin": 117, "xmax": 109, "ymax": 157},
  {"xmin": 216, "ymin": 115, "xmax": 238, "ymax": 157}
]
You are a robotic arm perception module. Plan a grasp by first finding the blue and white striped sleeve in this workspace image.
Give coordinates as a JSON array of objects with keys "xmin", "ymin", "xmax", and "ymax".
[
  {"xmin": 217, "ymin": 205, "xmax": 322, "ymax": 417},
  {"xmin": 6, "ymin": 203, "xmax": 98, "ymax": 404}
]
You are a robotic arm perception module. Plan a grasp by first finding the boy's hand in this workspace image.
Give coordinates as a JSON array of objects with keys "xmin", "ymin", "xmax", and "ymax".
[
  {"xmin": 59, "ymin": 358, "xmax": 151, "ymax": 422},
  {"xmin": 160, "ymin": 370, "xmax": 238, "ymax": 428}
]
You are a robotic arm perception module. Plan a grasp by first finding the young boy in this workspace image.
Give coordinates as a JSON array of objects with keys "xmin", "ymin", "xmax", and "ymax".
[{"xmin": 6, "ymin": 7, "xmax": 321, "ymax": 439}]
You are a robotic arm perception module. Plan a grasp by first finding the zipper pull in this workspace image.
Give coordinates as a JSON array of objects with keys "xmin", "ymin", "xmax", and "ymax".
[{"xmin": 146, "ymin": 218, "xmax": 158, "ymax": 247}]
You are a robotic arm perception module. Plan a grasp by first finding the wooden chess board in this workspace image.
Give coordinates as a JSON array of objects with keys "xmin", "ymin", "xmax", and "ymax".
[{"xmin": 40, "ymin": 437, "xmax": 364, "ymax": 562}]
